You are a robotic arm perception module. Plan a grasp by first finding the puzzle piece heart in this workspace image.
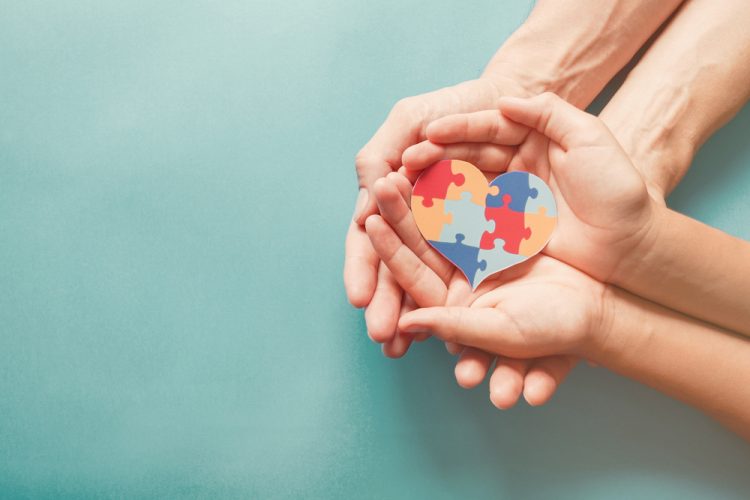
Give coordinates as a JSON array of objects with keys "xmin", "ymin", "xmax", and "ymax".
[{"xmin": 411, "ymin": 159, "xmax": 557, "ymax": 289}]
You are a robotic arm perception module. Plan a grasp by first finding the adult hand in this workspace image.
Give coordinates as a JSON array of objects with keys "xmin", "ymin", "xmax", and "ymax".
[{"xmin": 345, "ymin": 76, "xmax": 531, "ymax": 358}]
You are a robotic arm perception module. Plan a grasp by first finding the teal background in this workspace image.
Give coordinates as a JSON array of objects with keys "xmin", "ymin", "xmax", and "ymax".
[{"xmin": 1, "ymin": 0, "xmax": 750, "ymax": 498}]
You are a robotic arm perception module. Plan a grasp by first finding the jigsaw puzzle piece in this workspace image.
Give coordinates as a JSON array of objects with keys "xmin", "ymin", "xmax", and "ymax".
[
  {"xmin": 519, "ymin": 206, "xmax": 556, "ymax": 257},
  {"xmin": 473, "ymin": 245, "xmax": 526, "ymax": 288},
  {"xmin": 411, "ymin": 196, "xmax": 453, "ymax": 241},
  {"xmin": 428, "ymin": 234, "xmax": 487, "ymax": 287},
  {"xmin": 441, "ymin": 192, "xmax": 495, "ymax": 247},
  {"xmin": 487, "ymin": 171, "xmax": 538, "ymax": 212},
  {"xmin": 413, "ymin": 159, "xmax": 466, "ymax": 207},
  {"xmin": 480, "ymin": 194, "xmax": 531, "ymax": 254},
  {"xmin": 525, "ymin": 173, "xmax": 557, "ymax": 217},
  {"xmin": 446, "ymin": 160, "xmax": 500, "ymax": 206}
]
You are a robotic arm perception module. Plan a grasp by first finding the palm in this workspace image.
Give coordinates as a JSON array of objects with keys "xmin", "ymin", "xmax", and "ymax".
[
  {"xmin": 467, "ymin": 255, "xmax": 604, "ymax": 358},
  {"xmin": 508, "ymin": 129, "xmax": 653, "ymax": 281}
]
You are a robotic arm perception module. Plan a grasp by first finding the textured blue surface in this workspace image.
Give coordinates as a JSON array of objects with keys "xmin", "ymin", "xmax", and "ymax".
[{"xmin": 1, "ymin": 1, "xmax": 750, "ymax": 498}]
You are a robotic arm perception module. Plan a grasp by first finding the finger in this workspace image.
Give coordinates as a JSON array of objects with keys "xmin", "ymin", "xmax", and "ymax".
[
  {"xmin": 343, "ymin": 221, "xmax": 379, "ymax": 307},
  {"xmin": 400, "ymin": 294, "xmax": 429, "ymax": 341},
  {"xmin": 454, "ymin": 349, "xmax": 493, "ymax": 389},
  {"xmin": 353, "ymin": 107, "xmax": 424, "ymax": 224},
  {"xmin": 523, "ymin": 356, "xmax": 578, "ymax": 407},
  {"xmin": 425, "ymin": 109, "xmax": 530, "ymax": 145},
  {"xmin": 382, "ymin": 294, "xmax": 418, "ymax": 358},
  {"xmin": 498, "ymin": 92, "xmax": 602, "ymax": 150},
  {"xmin": 402, "ymin": 141, "xmax": 516, "ymax": 172},
  {"xmin": 372, "ymin": 176, "xmax": 453, "ymax": 283},
  {"xmin": 385, "ymin": 171, "xmax": 413, "ymax": 205},
  {"xmin": 364, "ymin": 262, "xmax": 403, "ymax": 343},
  {"xmin": 489, "ymin": 357, "xmax": 530, "ymax": 410},
  {"xmin": 445, "ymin": 342, "xmax": 462, "ymax": 355},
  {"xmin": 506, "ymin": 129, "xmax": 551, "ymax": 179},
  {"xmin": 399, "ymin": 307, "xmax": 527, "ymax": 356},
  {"xmin": 365, "ymin": 215, "xmax": 448, "ymax": 307},
  {"xmin": 397, "ymin": 166, "xmax": 421, "ymax": 185}
]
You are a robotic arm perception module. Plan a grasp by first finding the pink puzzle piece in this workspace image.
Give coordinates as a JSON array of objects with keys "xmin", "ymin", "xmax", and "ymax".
[
  {"xmin": 480, "ymin": 194, "xmax": 531, "ymax": 254},
  {"xmin": 412, "ymin": 159, "xmax": 465, "ymax": 207}
]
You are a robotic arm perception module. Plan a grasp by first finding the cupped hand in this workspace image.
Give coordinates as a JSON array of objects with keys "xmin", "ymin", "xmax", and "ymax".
[
  {"xmin": 344, "ymin": 77, "xmax": 531, "ymax": 358},
  {"xmin": 403, "ymin": 92, "xmax": 657, "ymax": 283},
  {"xmin": 398, "ymin": 254, "xmax": 609, "ymax": 366},
  {"xmin": 365, "ymin": 172, "xmax": 580, "ymax": 408}
]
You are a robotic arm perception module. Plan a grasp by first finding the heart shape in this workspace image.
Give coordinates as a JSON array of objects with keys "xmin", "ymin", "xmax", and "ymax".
[{"xmin": 411, "ymin": 159, "xmax": 557, "ymax": 289}]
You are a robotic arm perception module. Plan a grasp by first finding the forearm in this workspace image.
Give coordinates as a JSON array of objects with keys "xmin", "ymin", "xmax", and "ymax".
[
  {"xmin": 591, "ymin": 285, "xmax": 750, "ymax": 440},
  {"xmin": 600, "ymin": 0, "xmax": 750, "ymax": 197},
  {"xmin": 484, "ymin": 0, "xmax": 684, "ymax": 107},
  {"xmin": 615, "ymin": 206, "xmax": 750, "ymax": 337}
]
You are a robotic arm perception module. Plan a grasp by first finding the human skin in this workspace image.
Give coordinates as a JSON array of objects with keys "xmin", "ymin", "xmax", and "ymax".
[
  {"xmin": 367, "ymin": 95, "xmax": 750, "ymax": 437},
  {"xmin": 407, "ymin": 91, "xmax": 750, "ymax": 332},
  {"xmin": 345, "ymin": 0, "xmax": 685, "ymax": 345},
  {"xmin": 344, "ymin": 0, "xmax": 686, "ymax": 408},
  {"xmin": 367, "ymin": 200, "xmax": 750, "ymax": 438},
  {"xmin": 374, "ymin": 88, "xmax": 654, "ymax": 407},
  {"xmin": 599, "ymin": 0, "xmax": 750, "ymax": 199},
  {"xmin": 400, "ymin": 0, "xmax": 750, "ymax": 406},
  {"xmin": 381, "ymin": 91, "xmax": 750, "ymax": 414},
  {"xmin": 396, "ymin": 256, "xmax": 750, "ymax": 441}
]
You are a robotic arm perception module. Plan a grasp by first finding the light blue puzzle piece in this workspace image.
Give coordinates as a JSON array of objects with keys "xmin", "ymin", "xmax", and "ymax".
[
  {"xmin": 441, "ymin": 192, "xmax": 494, "ymax": 247},
  {"xmin": 473, "ymin": 245, "xmax": 526, "ymax": 288},
  {"xmin": 525, "ymin": 173, "xmax": 557, "ymax": 217}
]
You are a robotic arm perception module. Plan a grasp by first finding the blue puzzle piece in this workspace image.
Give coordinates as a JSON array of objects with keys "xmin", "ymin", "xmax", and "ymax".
[
  {"xmin": 486, "ymin": 171, "xmax": 538, "ymax": 212},
  {"xmin": 473, "ymin": 245, "xmax": 526, "ymax": 288},
  {"xmin": 525, "ymin": 173, "xmax": 557, "ymax": 216},
  {"xmin": 428, "ymin": 234, "xmax": 487, "ymax": 287},
  {"xmin": 442, "ymin": 192, "xmax": 495, "ymax": 247}
]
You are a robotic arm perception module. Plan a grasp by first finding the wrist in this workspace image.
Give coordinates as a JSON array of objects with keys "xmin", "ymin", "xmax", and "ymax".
[
  {"xmin": 582, "ymin": 285, "xmax": 651, "ymax": 367},
  {"xmin": 609, "ymin": 198, "xmax": 667, "ymax": 287},
  {"xmin": 600, "ymin": 80, "xmax": 700, "ymax": 197},
  {"xmin": 481, "ymin": 25, "xmax": 566, "ymax": 100},
  {"xmin": 482, "ymin": 22, "xmax": 607, "ymax": 107}
]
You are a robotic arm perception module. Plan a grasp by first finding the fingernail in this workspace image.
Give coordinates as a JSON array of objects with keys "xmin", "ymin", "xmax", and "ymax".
[
  {"xmin": 353, "ymin": 188, "xmax": 369, "ymax": 222},
  {"xmin": 523, "ymin": 379, "xmax": 543, "ymax": 406}
]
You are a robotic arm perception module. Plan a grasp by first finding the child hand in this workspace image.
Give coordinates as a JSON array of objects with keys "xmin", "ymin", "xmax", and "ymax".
[
  {"xmin": 402, "ymin": 92, "xmax": 657, "ymax": 282},
  {"xmin": 397, "ymin": 255, "xmax": 609, "ymax": 363},
  {"xmin": 365, "ymin": 172, "xmax": 581, "ymax": 408}
]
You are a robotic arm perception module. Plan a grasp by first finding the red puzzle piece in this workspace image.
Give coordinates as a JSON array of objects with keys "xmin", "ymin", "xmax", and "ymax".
[
  {"xmin": 412, "ymin": 159, "xmax": 465, "ymax": 207},
  {"xmin": 480, "ymin": 194, "xmax": 531, "ymax": 254}
]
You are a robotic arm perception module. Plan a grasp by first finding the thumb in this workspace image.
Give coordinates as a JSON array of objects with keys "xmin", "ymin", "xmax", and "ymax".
[
  {"xmin": 399, "ymin": 307, "xmax": 525, "ymax": 356},
  {"xmin": 498, "ymin": 92, "xmax": 603, "ymax": 150}
]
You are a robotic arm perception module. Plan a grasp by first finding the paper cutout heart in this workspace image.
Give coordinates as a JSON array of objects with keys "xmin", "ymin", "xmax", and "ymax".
[{"xmin": 411, "ymin": 159, "xmax": 557, "ymax": 289}]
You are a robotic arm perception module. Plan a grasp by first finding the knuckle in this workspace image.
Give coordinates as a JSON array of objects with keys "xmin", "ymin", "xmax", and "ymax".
[
  {"xmin": 538, "ymin": 91, "xmax": 559, "ymax": 103},
  {"xmin": 486, "ymin": 115, "xmax": 500, "ymax": 142},
  {"xmin": 392, "ymin": 96, "xmax": 427, "ymax": 121},
  {"xmin": 391, "ymin": 97, "xmax": 415, "ymax": 116},
  {"xmin": 354, "ymin": 149, "xmax": 382, "ymax": 183},
  {"xmin": 355, "ymin": 147, "xmax": 374, "ymax": 168}
]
